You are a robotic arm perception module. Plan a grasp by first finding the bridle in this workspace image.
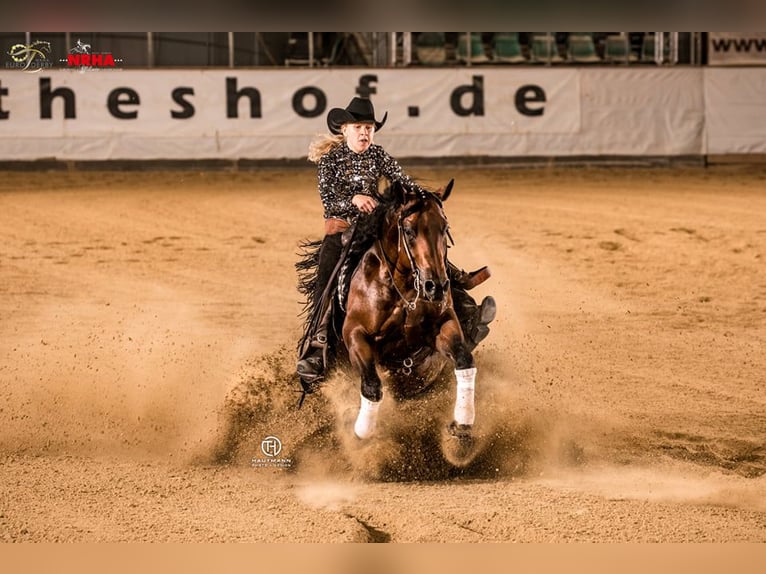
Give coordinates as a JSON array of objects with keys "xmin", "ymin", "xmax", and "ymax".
[{"xmin": 377, "ymin": 194, "xmax": 453, "ymax": 311}]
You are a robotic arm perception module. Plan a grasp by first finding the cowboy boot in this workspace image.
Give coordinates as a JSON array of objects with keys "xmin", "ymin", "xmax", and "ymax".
[
  {"xmin": 296, "ymin": 304, "xmax": 332, "ymax": 383},
  {"xmin": 468, "ymin": 295, "xmax": 496, "ymax": 351},
  {"xmin": 297, "ymin": 345, "xmax": 325, "ymax": 383},
  {"xmin": 452, "ymin": 286, "xmax": 496, "ymax": 352}
]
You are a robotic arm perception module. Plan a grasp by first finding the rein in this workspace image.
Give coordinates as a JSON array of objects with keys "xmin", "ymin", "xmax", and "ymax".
[{"xmin": 378, "ymin": 233, "xmax": 420, "ymax": 311}]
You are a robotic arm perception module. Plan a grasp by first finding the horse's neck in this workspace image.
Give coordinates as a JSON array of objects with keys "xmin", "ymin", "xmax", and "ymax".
[{"xmin": 378, "ymin": 236, "xmax": 413, "ymax": 286}]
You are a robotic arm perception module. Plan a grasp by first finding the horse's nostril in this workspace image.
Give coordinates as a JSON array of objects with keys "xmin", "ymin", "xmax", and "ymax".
[{"xmin": 424, "ymin": 280, "xmax": 436, "ymax": 295}]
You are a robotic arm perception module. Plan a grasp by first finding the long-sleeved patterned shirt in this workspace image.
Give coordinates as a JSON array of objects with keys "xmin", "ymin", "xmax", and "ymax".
[{"xmin": 317, "ymin": 142, "xmax": 426, "ymax": 222}]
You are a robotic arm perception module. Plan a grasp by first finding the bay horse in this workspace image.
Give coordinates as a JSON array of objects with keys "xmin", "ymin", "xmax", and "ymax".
[{"xmin": 339, "ymin": 179, "xmax": 478, "ymax": 456}]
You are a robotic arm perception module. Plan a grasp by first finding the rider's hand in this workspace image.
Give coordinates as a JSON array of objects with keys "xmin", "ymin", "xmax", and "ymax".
[{"xmin": 352, "ymin": 194, "xmax": 378, "ymax": 214}]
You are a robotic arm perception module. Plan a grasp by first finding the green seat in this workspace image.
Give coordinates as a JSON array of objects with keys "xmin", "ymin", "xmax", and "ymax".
[
  {"xmin": 529, "ymin": 33, "xmax": 563, "ymax": 63},
  {"xmin": 415, "ymin": 32, "xmax": 447, "ymax": 65},
  {"xmin": 492, "ymin": 32, "xmax": 526, "ymax": 63},
  {"xmin": 284, "ymin": 33, "xmax": 320, "ymax": 67},
  {"xmin": 604, "ymin": 33, "xmax": 638, "ymax": 63},
  {"xmin": 457, "ymin": 33, "xmax": 489, "ymax": 63},
  {"xmin": 567, "ymin": 33, "xmax": 601, "ymax": 63},
  {"xmin": 641, "ymin": 32, "xmax": 671, "ymax": 63}
]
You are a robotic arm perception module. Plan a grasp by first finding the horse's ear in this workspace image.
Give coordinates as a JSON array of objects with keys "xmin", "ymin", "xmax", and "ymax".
[
  {"xmin": 373, "ymin": 184, "xmax": 388, "ymax": 203},
  {"xmin": 392, "ymin": 180, "xmax": 407, "ymax": 205},
  {"xmin": 439, "ymin": 179, "xmax": 454, "ymax": 202}
]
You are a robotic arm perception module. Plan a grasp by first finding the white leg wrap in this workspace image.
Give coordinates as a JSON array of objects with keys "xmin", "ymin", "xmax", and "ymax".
[
  {"xmin": 453, "ymin": 367, "xmax": 477, "ymax": 426},
  {"xmin": 354, "ymin": 395, "xmax": 381, "ymax": 439}
]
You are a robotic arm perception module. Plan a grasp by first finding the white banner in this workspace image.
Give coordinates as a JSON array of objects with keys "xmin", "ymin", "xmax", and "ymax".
[
  {"xmin": 0, "ymin": 67, "xmax": 717, "ymax": 160},
  {"xmin": 704, "ymin": 68, "xmax": 766, "ymax": 154},
  {"xmin": 708, "ymin": 33, "xmax": 766, "ymax": 66},
  {"xmin": 0, "ymin": 69, "xmax": 579, "ymax": 160}
]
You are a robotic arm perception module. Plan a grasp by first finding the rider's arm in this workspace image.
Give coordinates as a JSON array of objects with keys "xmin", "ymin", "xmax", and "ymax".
[{"xmin": 317, "ymin": 150, "xmax": 356, "ymax": 220}]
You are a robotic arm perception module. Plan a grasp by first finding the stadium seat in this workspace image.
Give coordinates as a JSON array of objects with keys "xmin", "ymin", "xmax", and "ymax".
[
  {"xmin": 641, "ymin": 32, "xmax": 671, "ymax": 63},
  {"xmin": 603, "ymin": 33, "xmax": 638, "ymax": 63},
  {"xmin": 457, "ymin": 33, "xmax": 489, "ymax": 63},
  {"xmin": 415, "ymin": 32, "xmax": 447, "ymax": 65},
  {"xmin": 284, "ymin": 32, "xmax": 320, "ymax": 66},
  {"xmin": 320, "ymin": 34, "xmax": 345, "ymax": 66},
  {"xmin": 529, "ymin": 33, "xmax": 563, "ymax": 63},
  {"xmin": 491, "ymin": 33, "xmax": 527, "ymax": 63},
  {"xmin": 567, "ymin": 33, "xmax": 601, "ymax": 63}
]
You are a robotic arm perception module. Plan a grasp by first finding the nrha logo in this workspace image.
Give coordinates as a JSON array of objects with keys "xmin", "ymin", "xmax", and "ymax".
[{"xmin": 64, "ymin": 38, "xmax": 122, "ymax": 69}]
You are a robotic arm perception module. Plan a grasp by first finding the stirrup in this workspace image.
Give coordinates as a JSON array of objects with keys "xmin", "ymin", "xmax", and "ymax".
[
  {"xmin": 456, "ymin": 266, "xmax": 491, "ymax": 290},
  {"xmin": 314, "ymin": 327, "xmax": 328, "ymax": 345}
]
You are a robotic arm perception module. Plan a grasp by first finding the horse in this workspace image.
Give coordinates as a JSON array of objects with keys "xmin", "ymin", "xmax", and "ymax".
[{"xmin": 330, "ymin": 178, "xmax": 479, "ymax": 462}]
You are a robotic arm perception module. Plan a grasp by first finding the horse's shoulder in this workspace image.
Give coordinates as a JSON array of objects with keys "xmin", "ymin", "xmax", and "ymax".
[{"xmin": 359, "ymin": 249, "xmax": 383, "ymax": 282}]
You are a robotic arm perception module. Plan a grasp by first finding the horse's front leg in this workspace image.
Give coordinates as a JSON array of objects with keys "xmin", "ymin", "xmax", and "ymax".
[
  {"xmin": 436, "ymin": 317, "xmax": 479, "ymax": 467},
  {"xmin": 344, "ymin": 322, "xmax": 383, "ymax": 439},
  {"xmin": 436, "ymin": 317, "xmax": 476, "ymax": 428}
]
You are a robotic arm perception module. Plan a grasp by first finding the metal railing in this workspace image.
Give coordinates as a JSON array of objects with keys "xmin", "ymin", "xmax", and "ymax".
[{"xmin": 1, "ymin": 32, "xmax": 706, "ymax": 68}]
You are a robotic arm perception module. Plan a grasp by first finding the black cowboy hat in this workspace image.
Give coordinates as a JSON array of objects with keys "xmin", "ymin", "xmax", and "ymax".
[{"xmin": 327, "ymin": 97, "xmax": 387, "ymax": 135}]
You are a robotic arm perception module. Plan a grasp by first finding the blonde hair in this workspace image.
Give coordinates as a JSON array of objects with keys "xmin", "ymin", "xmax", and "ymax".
[{"xmin": 308, "ymin": 133, "xmax": 344, "ymax": 163}]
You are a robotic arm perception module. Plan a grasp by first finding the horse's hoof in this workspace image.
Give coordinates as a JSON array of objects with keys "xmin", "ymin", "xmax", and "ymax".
[
  {"xmin": 442, "ymin": 421, "xmax": 478, "ymax": 468},
  {"xmin": 447, "ymin": 421, "xmax": 473, "ymax": 438}
]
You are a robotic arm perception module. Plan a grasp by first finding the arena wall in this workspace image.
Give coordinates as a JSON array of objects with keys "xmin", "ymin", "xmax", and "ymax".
[{"xmin": 0, "ymin": 67, "xmax": 764, "ymax": 161}]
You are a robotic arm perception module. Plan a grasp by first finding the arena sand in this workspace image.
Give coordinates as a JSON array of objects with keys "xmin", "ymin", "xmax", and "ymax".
[{"xmin": 0, "ymin": 166, "xmax": 765, "ymax": 543}]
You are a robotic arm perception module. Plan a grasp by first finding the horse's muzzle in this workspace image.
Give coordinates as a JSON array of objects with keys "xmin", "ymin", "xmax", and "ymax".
[{"xmin": 423, "ymin": 278, "xmax": 450, "ymax": 302}]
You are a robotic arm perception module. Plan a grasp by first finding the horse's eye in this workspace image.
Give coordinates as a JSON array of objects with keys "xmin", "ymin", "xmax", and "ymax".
[{"xmin": 403, "ymin": 226, "xmax": 416, "ymax": 240}]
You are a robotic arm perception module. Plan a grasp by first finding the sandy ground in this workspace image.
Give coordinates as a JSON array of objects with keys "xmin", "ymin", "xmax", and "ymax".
[{"xmin": 0, "ymin": 166, "xmax": 765, "ymax": 543}]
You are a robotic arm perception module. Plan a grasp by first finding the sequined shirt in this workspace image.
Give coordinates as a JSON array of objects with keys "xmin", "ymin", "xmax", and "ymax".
[{"xmin": 317, "ymin": 142, "xmax": 426, "ymax": 222}]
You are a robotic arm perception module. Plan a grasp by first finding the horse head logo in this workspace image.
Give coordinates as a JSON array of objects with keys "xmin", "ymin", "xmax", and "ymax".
[{"xmin": 8, "ymin": 41, "xmax": 51, "ymax": 72}]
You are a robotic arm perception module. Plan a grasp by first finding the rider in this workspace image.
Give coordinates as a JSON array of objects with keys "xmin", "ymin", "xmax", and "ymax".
[{"xmin": 296, "ymin": 96, "xmax": 496, "ymax": 388}]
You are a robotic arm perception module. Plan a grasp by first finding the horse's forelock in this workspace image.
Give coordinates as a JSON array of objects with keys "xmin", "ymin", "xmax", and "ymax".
[
  {"xmin": 400, "ymin": 191, "xmax": 446, "ymax": 221},
  {"xmin": 399, "ymin": 198, "xmax": 424, "ymax": 220}
]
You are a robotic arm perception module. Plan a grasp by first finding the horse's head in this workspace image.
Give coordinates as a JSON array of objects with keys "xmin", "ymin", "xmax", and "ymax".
[{"xmin": 384, "ymin": 179, "xmax": 454, "ymax": 303}]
